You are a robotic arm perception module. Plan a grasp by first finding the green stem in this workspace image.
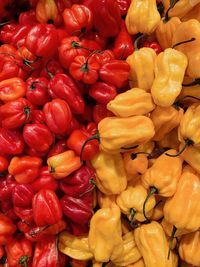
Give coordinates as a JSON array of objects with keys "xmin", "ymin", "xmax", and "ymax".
[
  {"xmin": 120, "ymin": 44, "xmax": 128, "ymax": 60},
  {"xmin": 79, "ymin": 178, "xmax": 96, "ymax": 197},
  {"xmin": 165, "ymin": 138, "xmax": 194, "ymax": 157},
  {"xmin": 30, "ymin": 81, "xmax": 48, "ymax": 90},
  {"xmin": 168, "ymin": 225, "xmax": 177, "ymax": 259},
  {"xmin": 172, "ymin": 37, "xmax": 196, "ymax": 49},
  {"xmin": 71, "ymin": 41, "xmax": 94, "ymax": 52},
  {"xmin": 24, "ymin": 107, "xmax": 30, "ymax": 123},
  {"xmin": 80, "ymin": 132, "xmax": 100, "ymax": 164},
  {"xmin": 143, "ymin": 186, "xmax": 158, "ymax": 222},
  {"xmin": 134, "ymin": 34, "xmax": 147, "ymax": 51},
  {"xmin": 130, "ymin": 208, "xmax": 136, "ymax": 227},
  {"xmin": 19, "ymin": 255, "xmax": 28, "ymax": 267},
  {"xmin": 130, "ymin": 152, "xmax": 150, "ymax": 160}
]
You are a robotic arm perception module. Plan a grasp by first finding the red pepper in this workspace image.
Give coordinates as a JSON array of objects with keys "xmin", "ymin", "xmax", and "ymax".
[
  {"xmin": 0, "ymin": 213, "xmax": 16, "ymax": 245},
  {"xmin": 25, "ymin": 24, "xmax": 59, "ymax": 58},
  {"xmin": 23, "ymin": 124, "xmax": 54, "ymax": 152},
  {"xmin": 93, "ymin": 103, "xmax": 114, "ymax": 124},
  {"xmin": 99, "ymin": 59, "xmax": 130, "ymax": 88},
  {"xmin": 14, "ymin": 206, "xmax": 34, "ymax": 225},
  {"xmin": 43, "ymin": 99, "xmax": 72, "ymax": 134},
  {"xmin": 32, "ymin": 189, "xmax": 62, "ymax": 227},
  {"xmin": 142, "ymin": 40, "xmax": 162, "ymax": 55},
  {"xmin": 12, "ymin": 184, "xmax": 34, "ymax": 208},
  {"xmin": 89, "ymin": 81, "xmax": 117, "ymax": 104},
  {"xmin": 19, "ymin": 10, "xmax": 38, "ymax": 25},
  {"xmin": 68, "ymin": 221, "xmax": 89, "ymax": 236},
  {"xmin": 0, "ymin": 128, "xmax": 24, "ymax": 155},
  {"xmin": 93, "ymin": 50, "xmax": 115, "ymax": 66},
  {"xmin": 69, "ymin": 54, "xmax": 100, "ymax": 84},
  {"xmin": 60, "ymin": 194, "xmax": 93, "ymax": 224},
  {"xmin": 113, "ymin": 20, "xmax": 134, "ymax": 60},
  {"xmin": 0, "ymin": 156, "xmax": 8, "ymax": 174},
  {"xmin": 26, "ymin": 77, "xmax": 50, "ymax": 106},
  {"xmin": 29, "ymin": 0, "xmax": 39, "ymax": 8},
  {"xmin": 8, "ymin": 156, "xmax": 43, "ymax": 184},
  {"xmin": 5, "ymin": 237, "xmax": 33, "ymax": 267},
  {"xmin": 83, "ymin": 31, "xmax": 107, "ymax": 49},
  {"xmin": 31, "ymin": 110, "xmax": 46, "ymax": 124},
  {"xmin": 59, "ymin": 166, "xmax": 96, "ymax": 197},
  {"xmin": 116, "ymin": 0, "xmax": 131, "ymax": 16},
  {"xmin": 0, "ymin": 0, "xmax": 14, "ymax": 19},
  {"xmin": 70, "ymin": 259, "xmax": 89, "ymax": 267},
  {"xmin": 0, "ymin": 199, "xmax": 18, "ymax": 221},
  {"xmin": 40, "ymin": 58, "xmax": 64, "ymax": 79},
  {"xmin": 0, "ymin": 23, "xmax": 18, "ymax": 45},
  {"xmin": 48, "ymin": 74, "xmax": 85, "ymax": 114},
  {"xmin": 66, "ymin": 128, "xmax": 99, "ymax": 161},
  {"xmin": 63, "ymin": 4, "xmax": 93, "ymax": 35},
  {"xmin": 66, "ymin": 116, "xmax": 80, "ymax": 135},
  {"xmin": 0, "ymin": 78, "xmax": 27, "ymax": 103},
  {"xmin": 0, "ymin": 98, "xmax": 34, "ymax": 129},
  {"xmin": 47, "ymin": 140, "xmax": 67, "ymax": 158},
  {"xmin": 0, "ymin": 174, "xmax": 17, "ymax": 201}
]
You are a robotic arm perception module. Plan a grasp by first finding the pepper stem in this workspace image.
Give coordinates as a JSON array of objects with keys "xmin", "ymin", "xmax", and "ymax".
[
  {"xmin": 19, "ymin": 255, "xmax": 28, "ymax": 267},
  {"xmin": 45, "ymin": 59, "xmax": 54, "ymax": 79},
  {"xmin": 130, "ymin": 152, "xmax": 150, "ymax": 160},
  {"xmin": 165, "ymin": 138, "xmax": 194, "ymax": 157},
  {"xmin": 173, "ymin": 95, "xmax": 200, "ymax": 109},
  {"xmin": 143, "ymin": 186, "xmax": 158, "ymax": 222},
  {"xmin": 182, "ymin": 78, "xmax": 200, "ymax": 87},
  {"xmin": 80, "ymin": 132, "xmax": 100, "ymax": 164},
  {"xmin": 134, "ymin": 34, "xmax": 147, "ymax": 51},
  {"xmin": 24, "ymin": 107, "xmax": 30, "ymax": 123},
  {"xmin": 120, "ymin": 44, "xmax": 128, "ymax": 60},
  {"xmin": 0, "ymin": 21, "xmax": 10, "ymax": 27},
  {"xmin": 164, "ymin": 0, "xmax": 179, "ymax": 22},
  {"xmin": 71, "ymin": 41, "xmax": 93, "ymax": 52},
  {"xmin": 79, "ymin": 178, "xmax": 96, "ymax": 197},
  {"xmin": 30, "ymin": 81, "xmax": 48, "ymax": 90},
  {"xmin": 130, "ymin": 208, "xmax": 136, "ymax": 227},
  {"xmin": 168, "ymin": 225, "xmax": 177, "ymax": 259},
  {"xmin": 172, "ymin": 37, "xmax": 196, "ymax": 49}
]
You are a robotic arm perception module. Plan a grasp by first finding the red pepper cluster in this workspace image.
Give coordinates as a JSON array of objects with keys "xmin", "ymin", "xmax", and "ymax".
[{"xmin": 0, "ymin": 0, "xmax": 162, "ymax": 266}]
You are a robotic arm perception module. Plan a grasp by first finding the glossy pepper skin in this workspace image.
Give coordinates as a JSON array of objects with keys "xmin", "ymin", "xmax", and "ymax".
[
  {"xmin": 88, "ymin": 203, "xmax": 123, "ymax": 262},
  {"xmin": 0, "ymin": 213, "xmax": 16, "ymax": 245},
  {"xmin": 166, "ymin": 0, "xmax": 199, "ymax": 18},
  {"xmin": 0, "ymin": 128, "xmax": 24, "ymax": 155},
  {"xmin": 151, "ymin": 48, "xmax": 188, "ymax": 107},
  {"xmin": 32, "ymin": 189, "xmax": 62, "ymax": 227},
  {"xmin": 8, "ymin": 156, "xmax": 43, "ymax": 184},
  {"xmin": 134, "ymin": 221, "xmax": 178, "ymax": 267},
  {"xmin": 125, "ymin": 0, "xmax": 161, "ymax": 35},
  {"xmin": 89, "ymin": 82, "xmax": 117, "ymax": 105},
  {"xmin": 59, "ymin": 231, "xmax": 93, "ymax": 260},
  {"xmin": 12, "ymin": 184, "xmax": 34, "ymax": 208},
  {"xmin": 186, "ymin": 48, "xmax": 200, "ymax": 78},
  {"xmin": 107, "ymin": 88, "xmax": 155, "ymax": 117}
]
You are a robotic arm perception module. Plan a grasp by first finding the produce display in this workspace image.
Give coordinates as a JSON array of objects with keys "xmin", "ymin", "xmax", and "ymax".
[{"xmin": 0, "ymin": 0, "xmax": 200, "ymax": 266}]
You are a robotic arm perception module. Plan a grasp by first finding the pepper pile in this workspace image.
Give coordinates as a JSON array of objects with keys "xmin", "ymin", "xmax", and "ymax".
[{"xmin": 0, "ymin": 0, "xmax": 200, "ymax": 266}]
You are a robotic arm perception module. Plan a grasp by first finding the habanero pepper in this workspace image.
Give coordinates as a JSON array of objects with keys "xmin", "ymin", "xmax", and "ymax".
[
  {"xmin": 89, "ymin": 82, "xmax": 117, "ymax": 105},
  {"xmin": 0, "ymin": 155, "xmax": 9, "ymax": 174},
  {"xmin": 116, "ymin": 0, "xmax": 131, "ymax": 16},
  {"xmin": 93, "ymin": 50, "xmax": 115, "ymax": 67},
  {"xmin": 47, "ymin": 139, "xmax": 67, "ymax": 158},
  {"xmin": 0, "ymin": 128, "xmax": 24, "ymax": 155},
  {"xmin": 31, "ymin": 110, "xmax": 46, "ymax": 124},
  {"xmin": 12, "ymin": 184, "xmax": 34, "ymax": 208},
  {"xmin": 0, "ymin": 213, "xmax": 16, "ymax": 245},
  {"xmin": 93, "ymin": 104, "xmax": 114, "ymax": 124},
  {"xmin": 40, "ymin": 58, "xmax": 64, "ymax": 79},
  {"xmin": 67, "ymin": 220, "xmax": 89, "ymax": 237},
  {"xmin": 141, "ymin": 40, "xmax": 162, "ymax": 55},
  {"xmin": 0, "ymin": 174, "xmax": 17, "ymax": 202},
  {"xmin": 19, "ymin": 9, "xmax": 38, "ymax": 25}
]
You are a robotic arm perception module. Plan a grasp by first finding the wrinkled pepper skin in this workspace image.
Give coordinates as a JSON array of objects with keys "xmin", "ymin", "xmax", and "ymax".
[
  {"xmin": 0, "ymin": 213, "xmax": 16, "ymax": 245},
  {"xmin": 59, "ymin": 231, "xmax": 93, "ymax": 260},
  {"xmin": 179, "ymin": 230, "xmax": 200, "ymax": 266},
  {"xmin": 164, "ymin": 165, "xmax": 200, "ymax": 231},
  {"xmin": 151, "ymin": 48, "xmax": 188, "ymax": 107},
  {"xmin": 91, "ymin": 150, "xmax": 127, "ymax": 195},
  {"xmin": 126, "ymin": 48, "xmax": 156, "ymax": 92},
  {"xmin": 97, "ymin": 116, "xmax": 155, "ymax": 154},
  {"xmin": 161, "ymin": 218, "xmax": 190, "ymax": 238},
  {"xmin": 88, "ymin": 203, "xmax": 123, "ymax": 262},
  {"xmin": 182, "ymin": 3, "xmax": 200, "ymax": 21},
  {"xmin": 179, "ymin": 145, "xmax": 200, "ymax": 174},
  {"xmin": 0, "ymin": 128, "xmax": 24, "ymax": 155},
  {"xmin": 125, "ymin": 0, "xmax": 160, "ymax": 35},
  {"xmin": 167, "ymin": 0, "xmax": 200, "ymax": 18},
  {"xmin": 134, "ymin": 221, "xmax": 178, "ymax": 267},
  {"xmin": 107, "ymin": 88, "xmax": 155, "ymax": 117}
]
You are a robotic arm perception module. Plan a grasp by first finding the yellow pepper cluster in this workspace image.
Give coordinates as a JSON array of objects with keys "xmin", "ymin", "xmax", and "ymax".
[{"xmin": 58, "ymin": 1, "xmax": 200, "ymax": 266}]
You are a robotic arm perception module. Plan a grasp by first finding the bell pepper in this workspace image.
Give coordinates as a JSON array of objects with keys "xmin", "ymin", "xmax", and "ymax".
[
  {"xmin": 91, "ymin": 150, "xmax": 127, "ymax": 195},
  {"xmin": 0, "ymin": 98, "xmax": 34, "ymax": 129},
  {"xmin": 5, "ymin": 237, "xmax": 33, "ymax": 267},
  {"xmin": 12, "ymin": 184, "xmax": 34, "ymax": 208},
  {"xmin": 89, "ymin": 82, "xmax": 117, "ymax": 105},
  {"xmin": 112, "ymin": 231, "xmax": 142, "ymax": 266},
  {"xmin": 134, "ymin": 221, "xmax": 178, "ymax": 267},
  {"xmin": 48, "ymin": 73, "xmax": 85, "ymax": 114},
  {"xmin": 126, "ymin": 48, "xmax": 156, "ymax": 92},
  {"xmin": 63, "ymin": 4, "xmax": 93, "ymax": 35},
  {"xmin": 150, "ymin": 105, "xmax": 184, "ymax": 141},
  {"xmin": 32, "ymin": 189, "xmax": 62, "ymax": 227},
  {"xmin": 25, "ymin": 24, "xmax": 59, "ymax": 58},
  {"xmin": 43, "ymin": 99, "xmax": 72, "ymax": 135},
  {"xmin": 60, "ymin": 194, "xmax": 93, "ymax": 224},
  {"xmin": 23, "ymin": 124, "xmax": 54, "ymax": 153},
  {"xmin": 93, "ymin": 104, "xmax": 114, "ymax": 124},
  {"xmin": 0, "ymin": 156, "xmax": 8, "ymax": 174},
  {"xmin": 59, "ymin": 231, "xmax": 93, "ymax": 260},
  {"xmin": 88, "ymin": 203, "xmax": 123, "ymax": 262},
  {"xmin": 36, "ymin": 0, "xmax": 62, "ymax": 26},
  {"xmin": 60, "ymin": 166, "xmax": 96, "ymax": 197},
  {"xmin": 0, "ymin": 78, "xmax": 27, "ymax": 103},
  {"xmin": 142, "ymin": 149, "xmax": 183, "ymax": 220},
  {"xmin": 0, "ymin": 213, "xmax": 16, "ymax": 245},
  {"xmin": 179, "ymin": 230, "xmax": 200, "ymax": 266},
  {"xmin": 47, "ymin": 150, "xmax": 81, "ymax": 179},
  {"xmin": 107, "ymin": 88, "xmax": 155, "ymax": 117},
  {"xmin": 151, "ymin": 48, "xmax": 188, "ymax": 107},
  {"xmin": 84, "ymin": 0, "xmax": 121, "ymax": 38},
  {"xmin": 69, "ymin": 54, "xmax": 100, "ymax": 85},
  {"xmin": 26, "ymin": 77, "xmax": 50, "ymax": 106},
  {"xmin": 8, "ymin": 156, "xmax": 43, "ymax": 184},
  {"xmin": 99, "ymin": 60, "xmax": 130, "ymax": 89},
  {"xmin": 0, "ymin": 128, "xmax": 24, "ymax": 155},
  {"xmin": 113, "ymin": 20, "xmax": 134, "ymax": 60},
  {"xmin": 125, "ymin": 0, "xmax": 161, "ymax": 35}
]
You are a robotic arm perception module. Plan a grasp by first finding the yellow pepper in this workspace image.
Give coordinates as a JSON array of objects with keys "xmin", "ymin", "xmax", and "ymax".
[
  {"xmin": 161, "ymin": 218, "xmax": 190, "ymax": 237},
  {"xmin": 179, "ymin": 230, "xmax": 200, "ymax": 266},
  {"xmin": 134, "ymin": 221, "xmax": 178, "ymax": 267},
  {"xmin": 97, "ymin": 190, "xmax": 116, "ymax": 208},
  {"xmin": 126, "ymin": 48, "xmax": 156, "ymax": 92},
  {"xmin": 111, "ymin": 231, "xmax": 142, "ymax": 266},
  {"xmin": 182, "ymin": 3, "xmax": 200, "ymax": 21},
  {"xmin": 107, "ymin": 88, "xmax": 155, "ymax": 117},
  {"xmin": 121, "ymin": 218, "xmax": 133, "ymax": 235},
  {"xmin": 150, "ymin": 105, "xmax": 184, "ymax": 141},
  {"xmin": 151, "ymin": 48, "xmax": 188, "ymax": 107},
  {"xmin": 186, "ymin": 47, "xmax": 200, "ymax": 78},
  {"xmin": 91, "ymin": 150, "xmax": 127, "ymax": 195},
  {"xmin": 164, "ymin": 165, "xmax": 200, "ymax": 232},
  {"xmin": 157, "ymin": 128, "xmax": 180, "ymax": 151},
  {"xmin": 179, "ymin": 260, "xmax": 195, "ymax": 267},
  {"xmin": 88, "ymin": 203, "xmax": 123, "ymax": 262},
  {"xmin": 126, "ymin": 260, "xmax": 145, "ymax": 267},
  {"xmin": 116, "ymin": 180, "xmax": 156, "ymax": 223},
  {"xmin": 155, "ymin": 17, "xmax": 181, "ymax": 50},
  {"xmin": 58, "ymin": 232, "xmax": 93, "ymax": 260},
  {"xmin": 125, "ymin": 0, "xmax": 160, "ymax": 35},
  {"xmin": 179, "ymin": 144, "xmax": 200, "ymax": 174},
  {"xmin": 179, "ymin": 76, "xmax": 200, "ymax": 100},
  {"xmin": 150, "ymin": 195, "xmax": 165, "ymax": 221}
]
